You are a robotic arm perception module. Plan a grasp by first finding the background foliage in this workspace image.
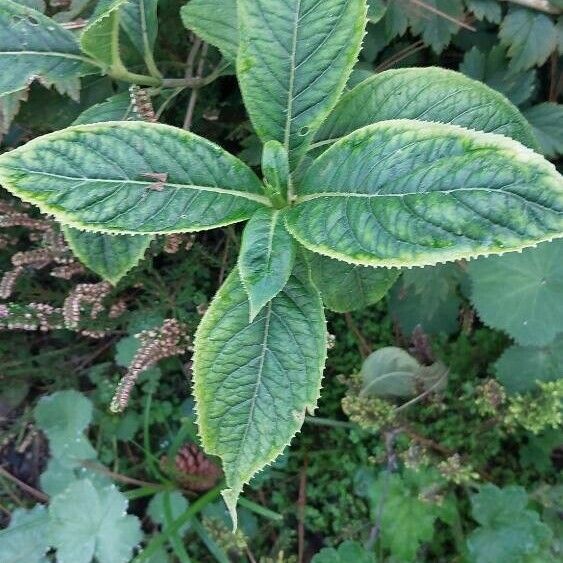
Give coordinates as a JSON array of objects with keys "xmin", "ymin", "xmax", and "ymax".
[{"xmin": 0, "ymin": 0, "xmax": 561, "ymax": 561}]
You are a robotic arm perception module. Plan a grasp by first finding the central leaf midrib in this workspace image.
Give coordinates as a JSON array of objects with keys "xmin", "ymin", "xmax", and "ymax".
[
  {"xmin": 283, "ymin": 0, "xmax": 302, "ymax": 152},
  {"xmin": 234, "ymin": 300, "xmax": 273, "ymax": 474},
  {"xmin": 7, "ymin": 168, "xmax": 271, "ymax": 205}
]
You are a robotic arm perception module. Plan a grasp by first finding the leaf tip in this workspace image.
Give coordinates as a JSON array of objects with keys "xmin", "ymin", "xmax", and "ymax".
[{"xmin": 222, "ymin": 487, "xmax": 240, "ymax": 532}]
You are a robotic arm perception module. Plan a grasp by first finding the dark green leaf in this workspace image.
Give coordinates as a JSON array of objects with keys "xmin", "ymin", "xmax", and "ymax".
[{"xmin": 0, "ymin": 122, "xmax": 267, "ymax": 234}]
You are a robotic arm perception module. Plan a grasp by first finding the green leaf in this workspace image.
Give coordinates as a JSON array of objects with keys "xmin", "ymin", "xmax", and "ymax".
[
  {"xmin": 467, "ymin": 484, "xmax": 553, "ymax": 563},
  {"xmin": 34, "ymin": 390, "xmax": 96, "ymax": 466},
  {"xmin": 49, "ymin": 479, "xmax": 142, "ymax": 563},
  {"xmin": 312, "ymin": 540, "xmax": 376, "ymax": 563},
  {"xmin": 80, "ymin": 0, "xmax": 128, "ymax": 68},
  {"xmin": 0, "ymin": 90, "xmax": 28, "ymax": 139},
  {"xmin": 63, "ymin": 226, "xmax": 153, "ymax": 284},
  {"xmin": 524, "ymin": 103, "xmax": 563, "ymax": 158},
  {"xmin": 121, "ymin": 0, "xmax": 159, "ymax": 58},
  {"xmin": 467, "ymin": 0, "xmax": 502, "ymax": 23},
  {"xmin": 72, "ymin": 92, "xmax": 138, "ymax": 125},
  {"xmin": 469, "ymin": 240, "xmax": 563, "ymax": 346},
  {"xmin": 365, "ymin": 470, "xmax": 443, "ymax": 561},
  {"xmin": 238, "ymin": 208, "xmax": 296, "ymax": 321},
  {"xmin": 286, "ymin": 120, "xmax": 563, "ymax": 267},
  {"xmin": 499, "ymin": 7, "xmax": 558, "ymax": 72},
  {"xmin": 193, "ymin": 262, "xmax": 327, "ymax": 527},
  {"xmin": 389, "ymin": 264, "xmax": 463, "ymax": 335},
  {"xmin": 495, "ymin": 337, "xmax": 563, "ymax": 394},
  {"xmin": 181, "ymin": 0, "xmax": 238, "ymax": 62},
  {"xmin": 384, "ymin": 0, "xmax": 409, "ymax": 40},
  {"xmin": 0, "ymin": 506, "xmax": 49, "ymax": 563},
  {"xmin": 460, "ymin": 45, "xmax": 537, "ymax": 107},
  {"xmin": 261, "ymin": 140, "xmax": 289, "ymax": 206},
  {"xmin": 408, "ymin": 0, "xmax": 464, "ymax": 54},
  {"xmin": 305, "ymin": 251, "xmax": 398, "ymax": 313},
  {"xmin": 0, "ymin": 0, "xmax": 85, "ymax": 99},
  {"xmin": 236, "ymin": 0, "xmax": 366, "ymax": 166},
  {"xmin": 0, "ymin": 121, "xmax": 267, "ymax": 234},
  {"xmin": 367, "ymin": 0, "xmax": 386, "ymax": 23},
  {"xmin": 314, "ymin": 67, "xmax": 539, "ymax": 151}
]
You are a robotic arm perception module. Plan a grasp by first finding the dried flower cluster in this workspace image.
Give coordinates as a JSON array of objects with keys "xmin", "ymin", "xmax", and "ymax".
[
  {"xmin": 129, "ymin": 85, "xmax": 157, "ymax": 122},
  {"xmin": 110, "ymin": 319, "xmax": 191, "ymax": 412},
  {"xmin": 163, "ymin": 233, "xmax": 196, "ymax": 254},
  {"xmin": 62, "ymin": 281, "xmax": 112, "ymax": 329},
  {"xmin": 0, "ymin": 302, "xmax": 64, "ymax": 332}
]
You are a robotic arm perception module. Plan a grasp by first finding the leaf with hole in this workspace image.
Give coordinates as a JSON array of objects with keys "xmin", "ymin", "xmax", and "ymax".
[
  {"xmin": 287, "ymin": 120, "xmax": 563, "ymax": 267},
  {"xmin": 0, "ymin": 0, "xmax": 86, "ymax": 99},
  {"xmin": 0, "ymin": 122, "xmax": 267, "ymax": 234},
  {"xmin": 193, "ymin": 262, "xmax": 326, "ymax": 527},
  {"xmin": 236, "ymin": 0, "xmax": 366, "ymax": 167}
]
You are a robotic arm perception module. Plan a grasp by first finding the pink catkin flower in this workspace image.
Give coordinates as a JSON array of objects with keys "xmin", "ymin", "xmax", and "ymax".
[{"xmin": 110, "ymin": 319, "xmax": 190, "ymax": 413}]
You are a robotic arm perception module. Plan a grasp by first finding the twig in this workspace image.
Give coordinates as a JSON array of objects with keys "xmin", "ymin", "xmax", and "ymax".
[
  {"xmin": 410, "ymin": 0, "xmax": 476, "ymax": 31},
  {"xmin": 0, "ymin": 466, "xmax": 48, "ymax": 503},
  {"xmin": 81, "ymin": 460, "xmax": 163, "ymax": 489},
  {"xmin": 297, "ymin": 457, "xmax": 308, "ymax": 563},
  {"xmin": 344, "ymin": 312, "xmax": 372, "ymax": 358},
  {"xmin": 375, "ymin": 40, "xmax": 425, "ymax": 73},
  {"xmin": 549, "ymin": 52, "xmax": 560, "ymax": 102},
  {"xmin": 502, "ymin": 0, "xmax": 561, "ymax": 14},
  {"xmin": 184, "ymin": 43, "xmax": 209, "ymax": 130}
]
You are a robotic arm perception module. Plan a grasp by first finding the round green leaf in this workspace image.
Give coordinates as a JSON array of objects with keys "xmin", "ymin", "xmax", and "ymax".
[
  {"xmin": 469, "ymin": 240, "xmax": 563, "ymax": 346},
  {"xmin": 495, "ymin": 337, "xmax": 563, "ymax": 394}
]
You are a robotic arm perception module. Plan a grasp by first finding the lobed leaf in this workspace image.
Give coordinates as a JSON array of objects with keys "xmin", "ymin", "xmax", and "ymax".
[
  {"xmin": 63, "ymin": 226, "xmax": 153, "ymax": 285},
  {"xmin": 468, "ymin": 240, "xmax": 563, "ymax": 346},
  {"xmin": 49, "ymin": 480, "xmax": 142, "ymax": 563},
  {"xmin": 314, "ymin": 67, "xmax": 539, "ymax": 151},
  {"xmin": 0, "ymin": 506, "xmax": 49, "ymax": 563},
  {"xmin": 180, "ymin": 0, "xmax": 238, "ymax": 62},
  {"xmin": 523, "ymin": 102, "xmax": 563, "ymax": 158},
  {"xmin": 193, "ymin": 263, "xmax": 327, "ymax": 527},
  {"xmin": 238, "ymin": 208, "xmax": 296, "ymax": 321},
  {"xmin": 236, "ymin": 0, "xmax": 366, "ymax": 166},
  {"xmin": 499, "ymin": 7, "xmax": 558, "ymax": 72},
  {"xmin": 305, "ymin": 251, "xmax": 398, "ymax": 313},
  {"xmin": 495, "ymin": 337, "xmax": 563, "ymax": 394},
  {"xmin": 286, "ymin": 120, "xmax": 563, "ymax": 267},
  {"xmin": 0, "ymin": 0, "xmax": 86, "ymax": 99},
  {"xmin": 0, "ymin": 121, "xmax": 267, "ymax": 234}
]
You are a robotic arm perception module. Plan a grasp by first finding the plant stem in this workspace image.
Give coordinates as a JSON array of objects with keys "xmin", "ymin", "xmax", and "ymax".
[{"xmin": 304, "ymin": 416, "xmax": 355, "ymax": 429}]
